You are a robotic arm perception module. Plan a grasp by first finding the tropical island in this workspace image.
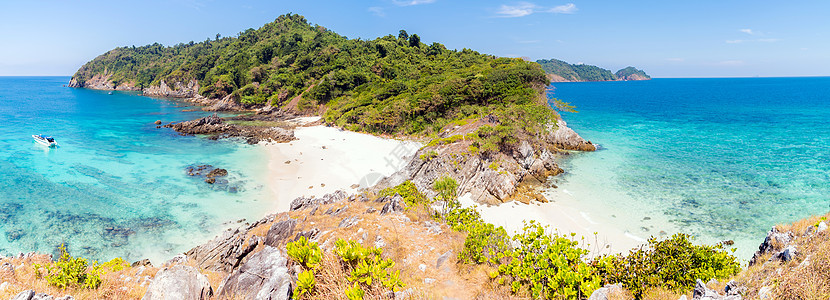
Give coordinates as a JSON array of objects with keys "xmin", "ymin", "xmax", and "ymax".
[
  {"xmin": 536, "ymin": 58, "xmax": 651, "ymax": 82},
  {"xmin": 1, "ymin": 13, "xmax": 826, "ymax": 300}
]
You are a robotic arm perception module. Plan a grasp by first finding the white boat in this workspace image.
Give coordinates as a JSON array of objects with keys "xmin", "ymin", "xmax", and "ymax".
[{"xmin": 33, "ymin": 134, "xmax": 57, "ymax": 147}]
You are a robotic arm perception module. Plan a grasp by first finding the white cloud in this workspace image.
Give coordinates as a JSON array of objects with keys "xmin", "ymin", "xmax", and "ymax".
[
  {"xmin": 496, "ymin": 2, "xmax": 576, "ymax": 17},
  {"xmin": 718, "ymin": 60, "xmax": 744, "ymax": 66},
  {"xmin": 392, "ymin": 0, "xmax": 436, "ymax": 6},
  {"xmin": 549, "ymin": 3, "xmax": 577, "ymax": 14},
  {"xmin": 496, "ymin": 2, "xmax": 537, "ymax": 17},
  {"xmin": 368, "ymin": 6, "xmax": 385, "ymax": 16},
  {"xmin": 726, "ymin": 38, "xmax": 780, "ymax": 44},
  {"xmin": 739, "ymin": 28, "xmax": 754, "ymax": 35}
]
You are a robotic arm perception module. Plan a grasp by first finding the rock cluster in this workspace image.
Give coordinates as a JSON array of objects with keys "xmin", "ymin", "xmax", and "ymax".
[
  {"xmin": 691, "ymin": 279, "xmax": 743, "ymax": 300},
  {"xmin": 163, "ymin": 114, "xmax": 295, "ymax": 144},
  {"xmin": 749, "ymin": 227, "xmax": 796, "ymax": 265}
]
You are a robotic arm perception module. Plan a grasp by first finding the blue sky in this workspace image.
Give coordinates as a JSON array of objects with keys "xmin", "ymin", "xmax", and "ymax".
[{"xmin": 1, "ymin": 0, "xmax": 828, "ymax": 77}]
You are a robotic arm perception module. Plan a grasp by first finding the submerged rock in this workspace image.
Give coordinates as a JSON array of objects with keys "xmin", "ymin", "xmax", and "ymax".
[{"xmin": 142, "ymin": 265, "xmax": 213, "ymax": 300}]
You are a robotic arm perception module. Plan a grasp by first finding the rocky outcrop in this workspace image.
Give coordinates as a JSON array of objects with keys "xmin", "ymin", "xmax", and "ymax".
[
  {"xmin": 749, "ymin": 227, "xmax": 794, "ymax": 266},
  {"xmin": 692, "ymin": 279, "xmax": 742, "ymax": 300},
  {"xmin": 548, "ymin": 120, "xmax": 597, "ymax": 151},
  {"xmin": 184, "ymin": 226, "xmax": 261, "ymax": 272},
  {"xmin": 289, "ymin": 190, "xmax": 349, "ymax": 211},
  {"xmin": 217, "ymin": 246, "xmax": 291, "ymax": 300},
  {"xmin": 68, "ymin": 73, "xmax": 140, "ymax": 91},
  {"xmin": 163, "ymin": 114, "xmax": 296, "ymax": 144},
  {"xmin": 165, "ymin": 114, "xmax": 232, "ymax": 135},
  {"xmin": 142, "ymin": 265, "xmax": 213, "ymax": 300},
  {"xmin": 375, "ymin": 136, "xmax": 564, "ymax": 204},
  {"xmin": 143, "ymin": 80, "xmax": 200, "ymax": 98}
]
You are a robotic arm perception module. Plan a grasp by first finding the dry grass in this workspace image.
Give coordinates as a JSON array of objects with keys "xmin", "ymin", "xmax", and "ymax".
[
  {"xmin": 0, "ymin": 254, "xmax": 153, "ymax": 299},
  {"xmin": 728, "ymin": 212, "xmax": 830, "ymax": 300}
]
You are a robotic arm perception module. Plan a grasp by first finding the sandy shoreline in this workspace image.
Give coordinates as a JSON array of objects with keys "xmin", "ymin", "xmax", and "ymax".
[
  {"xmin": 263, "ymin": 121, "xmax": 421, "ymax": 211},
  {"xmin": 263, "ymin": 120, "xmax": 644, "ymax": 255}
]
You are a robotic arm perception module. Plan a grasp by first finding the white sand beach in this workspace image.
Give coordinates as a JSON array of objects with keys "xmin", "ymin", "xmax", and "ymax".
[
  {"xmin": 264, "ymin": 119, "xmax": 645, "ymax": 255},
  {"xmin": 459, "ymin": 191, "xmax": 646, "ymax": 257},
  {"xmin": 264, "ymin": 121, "xmax": 421, "ymax": 211}
]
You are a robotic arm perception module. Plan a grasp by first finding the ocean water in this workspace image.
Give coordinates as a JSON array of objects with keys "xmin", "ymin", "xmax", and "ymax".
[
  {"xmin": 547, "ymin": 77, "xmax": 830, "ymax": 259},
  {"xmin": 0, "ymin": 77, "xmax": 273, "ymax": 263}
]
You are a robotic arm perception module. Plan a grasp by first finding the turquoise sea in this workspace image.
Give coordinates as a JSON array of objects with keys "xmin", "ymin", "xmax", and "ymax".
[
  {"xmin": 0, "ymin": 77, "xmax": 273, "ymax": 263},
  {"xmin": 2, "ymin": 77, "xmax": 828, "ymax": 263},
  {"xmin": 548, "ymin": 77, "xmax": 830, "ymax": 259}
]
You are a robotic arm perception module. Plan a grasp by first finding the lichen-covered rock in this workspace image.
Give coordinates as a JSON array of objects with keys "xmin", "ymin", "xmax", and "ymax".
[
  {"xmin": 142, "ymin": 265, "xmax": 213, "ymax": 300},
  {"xmin": 217, "ymin": 246, "xmax": 291, "ymax": 300}
]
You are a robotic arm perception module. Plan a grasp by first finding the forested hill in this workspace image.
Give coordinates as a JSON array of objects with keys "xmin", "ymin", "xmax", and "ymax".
[
  {"xmin": 70, "ymin": 13, "xmax": 555, "ymax": 135},
  {"xmin": 535, "ymin": 58, "xmax": 650, "ymax": 82}
]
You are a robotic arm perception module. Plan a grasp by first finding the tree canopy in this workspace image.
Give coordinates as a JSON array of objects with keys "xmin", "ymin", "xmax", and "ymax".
[{"xmin": 72, "ymin": 13, "xmax": 553, "ymax": 135}]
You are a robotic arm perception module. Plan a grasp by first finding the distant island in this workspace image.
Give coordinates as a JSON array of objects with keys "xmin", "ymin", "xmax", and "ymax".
[{"xmin": 536, "ymin": 58, "xmax": 651, "ymax": 82}]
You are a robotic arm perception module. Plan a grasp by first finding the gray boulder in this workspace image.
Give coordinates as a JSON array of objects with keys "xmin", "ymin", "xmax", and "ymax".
[
  {"xmin": 771, "ymin": 245, "xmax": 798, "ymax": 262},
  {"xmin": 588, "ymin": 284, "xmax": 623, "ymax": 300},
  {"xmin": 218, "ymin": 246, "xmax": 291, "ymax": 300},
  {"xmin": 380, "ymin": 195, "xmax": 405, "ymax": 215},
  {"xmin": 142, "ymin": 265, "xmax": 213, "ymax": 300},
  {"xmin": 264, "ymin": 219, "xmax": 298, "ymax": 247},
  {"xmin": 11, "ymin": 290, "xmax": 35, "ymax": 300}
]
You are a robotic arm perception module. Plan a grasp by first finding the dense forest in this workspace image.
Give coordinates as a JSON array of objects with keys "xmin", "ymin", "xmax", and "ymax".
[
  {"xmin": 535, "ymin": 58, "xmax": 649, "ymax": 82},
  {"xmin": 71, "ymin": 14, "xmax": 554, "ymax": 135}
]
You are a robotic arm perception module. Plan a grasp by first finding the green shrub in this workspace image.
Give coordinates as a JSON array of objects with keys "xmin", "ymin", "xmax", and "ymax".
[
  {"xmin": 433, "ymin": 176, "xmax": 459, "ymax": 217},
  {"xmin": 488, "ymin": 161, "xmax": 499, "ymax": 170},
  {"xmin": 419, "ymin": 150, "xmax": 438, "ymax": 161},
  {"xmin": 496, "ymin": 221, "xmax": 601, "ymax": 299},
  {"xmin": 100, "ymin": 257, "xmax": 129, "ymax": 272},
  {"xmin": 459, "ymin": 221, "xmax": 510, "ymax": 265},
  {"xmin": 287, "ymin": 236, "xmax": 323, "ymax": 270},
  {"xmin": 377, "ymin": 180, "xmax": 429, "ymax": 208},
  {"xmin": 334, "ymin": 239, "xmax": 405, "ymax": 293},
  {"xmin": 34, "ymin": 244, "xmax": 102, "ymax": 289},
  {"xmin": 294, "ymin": 270, "xmax": 316, "ymax": 298},
  {"xmin": 345, "ymin": 282, "xmax": 365, "ymax": 300},
  {"xmin": 593, "ymin": 233, "xmax": 741, "ymax": 299}
]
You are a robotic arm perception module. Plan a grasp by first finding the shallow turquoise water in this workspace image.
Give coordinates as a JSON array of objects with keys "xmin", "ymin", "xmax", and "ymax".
[
  {"xmin": 0, "ymin": 77, "xmax": 272, "ymax": 263},
  {"xmin": 548, "ymin": 77, "xmax": 830, "ymax": 258}
]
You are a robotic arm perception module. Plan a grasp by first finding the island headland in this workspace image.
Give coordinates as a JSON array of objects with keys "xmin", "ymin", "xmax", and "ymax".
[{"xmin": 2, "ymin": 13, "xmax": 825, "ymax": 300}]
